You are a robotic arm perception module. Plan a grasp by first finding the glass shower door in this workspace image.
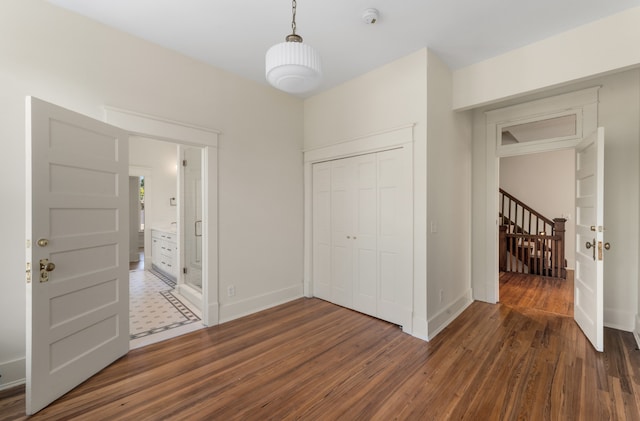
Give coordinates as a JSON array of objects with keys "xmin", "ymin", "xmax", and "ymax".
[{"xmin": 183, "ymin": 147, "xmax": 203, "ymax": 291}]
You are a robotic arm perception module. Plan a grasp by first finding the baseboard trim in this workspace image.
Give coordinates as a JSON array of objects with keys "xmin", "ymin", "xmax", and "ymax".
[
  {"xmin": 427, "ymin": 289, "xmax": 473, "ymax": 340},
  {"xmin": 604, "ymin": 307, "xmax": 635, "ymax": 332},
  {"xmin": 219, "ymin": 284, "xmax": 303, "ymax": 324},
  {"xmin": 411, "ymin": 316, "xmax": 429, "ymax": 341},
  {"xmin": 0, "ymin": 358, "xmax": 25, "ymax": 391},
  {"xmin": 634, "ymin": 315, "xmax": 640, "ymax": 349}
]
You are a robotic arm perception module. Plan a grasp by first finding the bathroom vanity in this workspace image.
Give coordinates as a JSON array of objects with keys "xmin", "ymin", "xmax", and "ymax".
[{"xmin": 151, "ymin": 229, "xmax": 178, "ymax": 281}]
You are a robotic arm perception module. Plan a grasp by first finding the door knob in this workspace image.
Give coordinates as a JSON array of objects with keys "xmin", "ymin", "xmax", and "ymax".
[
  {"xmin": 604, "ymin": 242, "xmax": 611, "ymax": 250},
  {"xmin": 585, "ymin": 239, "xmax": 596, "ymax": 260},
  {"xmin": 39, "ymin": 259, "xmax": 55, "ymax": 283}
]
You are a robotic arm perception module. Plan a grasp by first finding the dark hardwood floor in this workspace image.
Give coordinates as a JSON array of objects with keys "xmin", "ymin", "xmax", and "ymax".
[{"xmin": 2, "ymin": 275, "xmax": 639, "ymax": 420}]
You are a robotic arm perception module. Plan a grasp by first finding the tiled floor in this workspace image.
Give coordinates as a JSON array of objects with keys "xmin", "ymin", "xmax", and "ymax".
[{"xmin": 129, "ymin": 251, "xmax": 204, "ymax": 349}]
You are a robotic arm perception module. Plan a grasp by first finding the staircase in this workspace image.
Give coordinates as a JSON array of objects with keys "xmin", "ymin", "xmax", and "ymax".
[{"xmin": 499, "ymin": 188, "xmax": 567, "ymax": 279}]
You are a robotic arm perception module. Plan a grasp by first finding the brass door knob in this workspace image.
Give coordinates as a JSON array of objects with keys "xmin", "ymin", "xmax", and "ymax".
[
  {"xmin": 44, "ymin": 262, "xmax": 56, "ymax": 271},
  {"xmin": 585, "ymin": 241, "xmax": 593, "ymax": 249},
  {"xmin": 604, "ymin": 242, "xmax": 611, "ymax": 250}
]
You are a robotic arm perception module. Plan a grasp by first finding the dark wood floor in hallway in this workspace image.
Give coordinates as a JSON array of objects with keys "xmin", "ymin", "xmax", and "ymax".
[{"xmin": 2, "ymin": 276, "xmax": 639, "ymax": 420}]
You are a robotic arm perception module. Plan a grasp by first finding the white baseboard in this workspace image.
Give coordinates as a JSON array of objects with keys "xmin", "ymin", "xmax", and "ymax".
[
  {"xmin": 427, "ymin": 289, "xmax": 473, "ymax": 340},
  {"xmin": 219, "ymin": 284, "xmax": 303, "ymax": 324},
  {"xmin": 604, "ymin": 307, "xmax": 635, "ymax": 332},
  {"xmin": 0, "ymin": 358, "xmax": 25, "ymax": 391},
  {"xmin": 411, "ymin": 316, "xmax": 429, "ymax": 341},
  {"xmin": 634, "ymin": 315, "xmax": 640, "ymax": 349},
  {"xmin": 204, "ymin": 300, "xmax": 220, "ymax": 326}
]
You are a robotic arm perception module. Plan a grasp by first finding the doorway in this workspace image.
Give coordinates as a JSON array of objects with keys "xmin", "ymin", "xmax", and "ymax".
[{"xmin": 128, "ymin": 138, "xmax": 204, "ymax": 348}]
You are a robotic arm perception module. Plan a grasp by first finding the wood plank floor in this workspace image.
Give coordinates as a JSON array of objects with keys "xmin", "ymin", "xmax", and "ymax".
[
  {"xmin": 499, "ymin": 270, "xmax": 574, "ymax": 316},
  {"xmin": 2, "ymin": 289, "xmax": 640, "ymax": 420}
]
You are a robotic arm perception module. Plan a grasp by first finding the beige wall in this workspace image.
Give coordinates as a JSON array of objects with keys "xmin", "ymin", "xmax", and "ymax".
[
  {"xmin": 453, "ymin": 7, "xmax": 640, "ymax": 109},
  {"xmin": 0, "ymin": 0, "xmax": 304, "ymax": 388},
  {"xmin": 500, "ymin": 149, "xmax": 576, "ymax": 269},
  {"xmin": 425, "ymin": 51, "xmax": 473, "ymax": 337}
]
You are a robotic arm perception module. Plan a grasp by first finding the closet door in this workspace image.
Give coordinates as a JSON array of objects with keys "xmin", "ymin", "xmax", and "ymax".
[
  {"xmin": 352, "ymin": 154, "xmax": 378, "ymax": 316},
  {"xmin": 330, "ymin": 158, "xmax": 355, "ymax": 308},
  {"xmin": 312, "ymin": 162, "xmax": 332, "ymax": 300},
  {"xmin": 377, "ymin": 148, "xmax": 413, "ymax": 327},
  {"xmin": 311, "ymin": 147, "xmax": 412, "ymax": 328}
]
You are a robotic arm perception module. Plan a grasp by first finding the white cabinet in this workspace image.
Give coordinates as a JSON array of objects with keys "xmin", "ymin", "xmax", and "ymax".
[
  {"xmin": 312, "ymin": 148, "xmax": 413, "ymax": 328},
  {"xmin": 151, "ymin": 229, "xmax": 178, "ymax": 280}
]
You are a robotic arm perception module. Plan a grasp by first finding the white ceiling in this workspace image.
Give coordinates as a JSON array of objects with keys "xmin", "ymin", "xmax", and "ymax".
[{"xmin": 47, "ymin": 0, "xmax": 640, "ymax": 97}]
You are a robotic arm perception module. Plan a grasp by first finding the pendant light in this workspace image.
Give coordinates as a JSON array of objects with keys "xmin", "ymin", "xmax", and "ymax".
[{"xmin": 265, "ymin": 0, "xmax": 322, "ymax": 94}]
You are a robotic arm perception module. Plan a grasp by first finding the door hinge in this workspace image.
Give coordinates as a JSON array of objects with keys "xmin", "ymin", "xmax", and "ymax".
[
  {"xmin": 182, "ymin": 159, "xmax": 187, "ymax": 167},
  {"xmin": 183, "ymin": 267, "xmax": 188, "ymax": 274},
  {"xmin": 26, "ymin": 262, "xmax": 31, "ymax": 283}
]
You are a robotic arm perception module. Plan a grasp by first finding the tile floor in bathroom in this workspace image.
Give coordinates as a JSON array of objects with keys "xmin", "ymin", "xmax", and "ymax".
[{"xmin": 129, "ymin": 251, "xmax": 204, "ymax": 349}]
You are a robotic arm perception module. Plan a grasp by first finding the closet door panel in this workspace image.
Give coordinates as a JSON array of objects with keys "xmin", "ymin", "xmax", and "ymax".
[
  {"xmin": 353, "ymin": 155, "xmax": 378, "ymax": 315},
  {"xmin": 312, "ymin": 162, "xmax": 332, "ymax": 300},
  {"xmin": 377, "ymin": 148, "xmax": 413, "ymax": 327},
  {"xmin": 330, "ymin": 160, "xmax": 354, "ymax": 308}
]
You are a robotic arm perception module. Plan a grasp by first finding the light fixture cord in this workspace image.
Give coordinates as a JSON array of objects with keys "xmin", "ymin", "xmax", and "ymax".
[{"xmin": 291, "ymin": 0, "xmax": 297, "ymax": 35}]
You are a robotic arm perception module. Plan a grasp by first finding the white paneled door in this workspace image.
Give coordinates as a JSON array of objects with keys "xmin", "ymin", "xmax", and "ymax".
[
  {"xmin": 574, "ymin": 128, "xmax": 605, "ymax": 352},
  {"xmin": 25, "ymin": 97, "xmax": 129, "ymax": 414},
  {"xmin": 312, "ymin": 147, "xmax": 412, "ymax": 329}
]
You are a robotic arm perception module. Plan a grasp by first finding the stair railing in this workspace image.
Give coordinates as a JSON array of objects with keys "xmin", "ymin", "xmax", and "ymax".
[{"xmin": 499, "ymin": 189, "xmax": 566, "ymax": 278}]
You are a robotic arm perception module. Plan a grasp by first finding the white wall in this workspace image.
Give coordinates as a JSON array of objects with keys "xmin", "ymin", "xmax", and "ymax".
[
  {"xmin": 425, "ymin": 51, "xmax": 473, "ymax": 338},
  {"xmin": 472, "ymin": 70, "xmax": 639, "ymax": 332},
  {"xmin": 453, "ymin": 6, "xmax": 640, "ymax": 110},
  {"xmin": 304, "ymin": 48, "xmax": 473, "ymax": 339},
  {"xmin": 0, "ymin": 0, "xmax": 304, "ymax": 388},
  {"xmin": 500, "ymin": 149, "xmax": 576, "ymax": 269}
]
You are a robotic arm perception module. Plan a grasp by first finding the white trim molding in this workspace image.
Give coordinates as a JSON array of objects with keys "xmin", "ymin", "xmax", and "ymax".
[
  {"xmin": 428, "ymin": 290, "xmax": 473, "ymax": 340},
  {"xmin": 104, "ymin": 106, "xmax": 220, "ymax": 147},
  {"xmin": 482, "ymin": 87, "xmax": 599, "ymax": 305},
  {"xmin": 0, "ymin": 357, "xmax": 26, "ymax": 391}
]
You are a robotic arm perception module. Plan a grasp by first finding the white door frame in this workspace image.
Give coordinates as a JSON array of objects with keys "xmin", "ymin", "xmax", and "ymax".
[
  {"xmin": 104, "ymin": 106, "xmax": 220, "ymax": 326},
  {"xmin": 483, "ymin": 87, "xmax": 599, "ymax": 303}
]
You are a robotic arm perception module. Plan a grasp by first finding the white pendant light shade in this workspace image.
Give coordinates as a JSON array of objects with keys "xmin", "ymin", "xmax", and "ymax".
[{"xmin": 266, "ymin": 41, "xmax": 322, "ymax": 94}]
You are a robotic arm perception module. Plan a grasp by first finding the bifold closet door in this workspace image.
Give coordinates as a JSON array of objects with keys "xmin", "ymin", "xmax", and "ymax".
[
  {"xmin": 312, "ymin": 162, "xmax": 331, "ymax": 301},
  {"xmin": 311, "ymin": 147, "xmax": 412, "ymax": 328},
  {"xmin": 375, "ymin": 148, "xmax": 412, "ymax": 326}
]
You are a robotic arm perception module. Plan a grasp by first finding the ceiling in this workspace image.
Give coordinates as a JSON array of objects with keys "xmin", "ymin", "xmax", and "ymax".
[{"xmin": 47, "ymin": 0, "xmax": 640, "ymax": 97}]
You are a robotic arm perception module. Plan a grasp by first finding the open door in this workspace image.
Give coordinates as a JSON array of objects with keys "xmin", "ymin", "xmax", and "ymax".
[
  {"xmin": 574, "ymin": 127, "xmax": 604, "ymax": 352},
  {"xmin": 25, "ymin": 97, "xmax": 129, "ymax": 414}
]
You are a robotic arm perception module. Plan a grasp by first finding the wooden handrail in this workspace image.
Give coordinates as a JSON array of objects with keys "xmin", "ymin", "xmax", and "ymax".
[{"xmin": 499, "ymin": 188, "xmax": 554, "ymax": 228}]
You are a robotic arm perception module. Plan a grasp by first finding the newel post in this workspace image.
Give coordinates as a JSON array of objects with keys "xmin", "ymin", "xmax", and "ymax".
[
  {"xmin": 553, "ymin": 218, "xmax": 566, "ymax": 279},
  {"xmin": 499, "ymin": 225, "xmax": 507, "ymax": 272}
]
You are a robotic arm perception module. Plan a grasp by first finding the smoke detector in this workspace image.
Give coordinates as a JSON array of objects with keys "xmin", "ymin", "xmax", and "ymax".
[{"xmin": 362, "ymin": 8, "xmax": 379, "ymax": 24}]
